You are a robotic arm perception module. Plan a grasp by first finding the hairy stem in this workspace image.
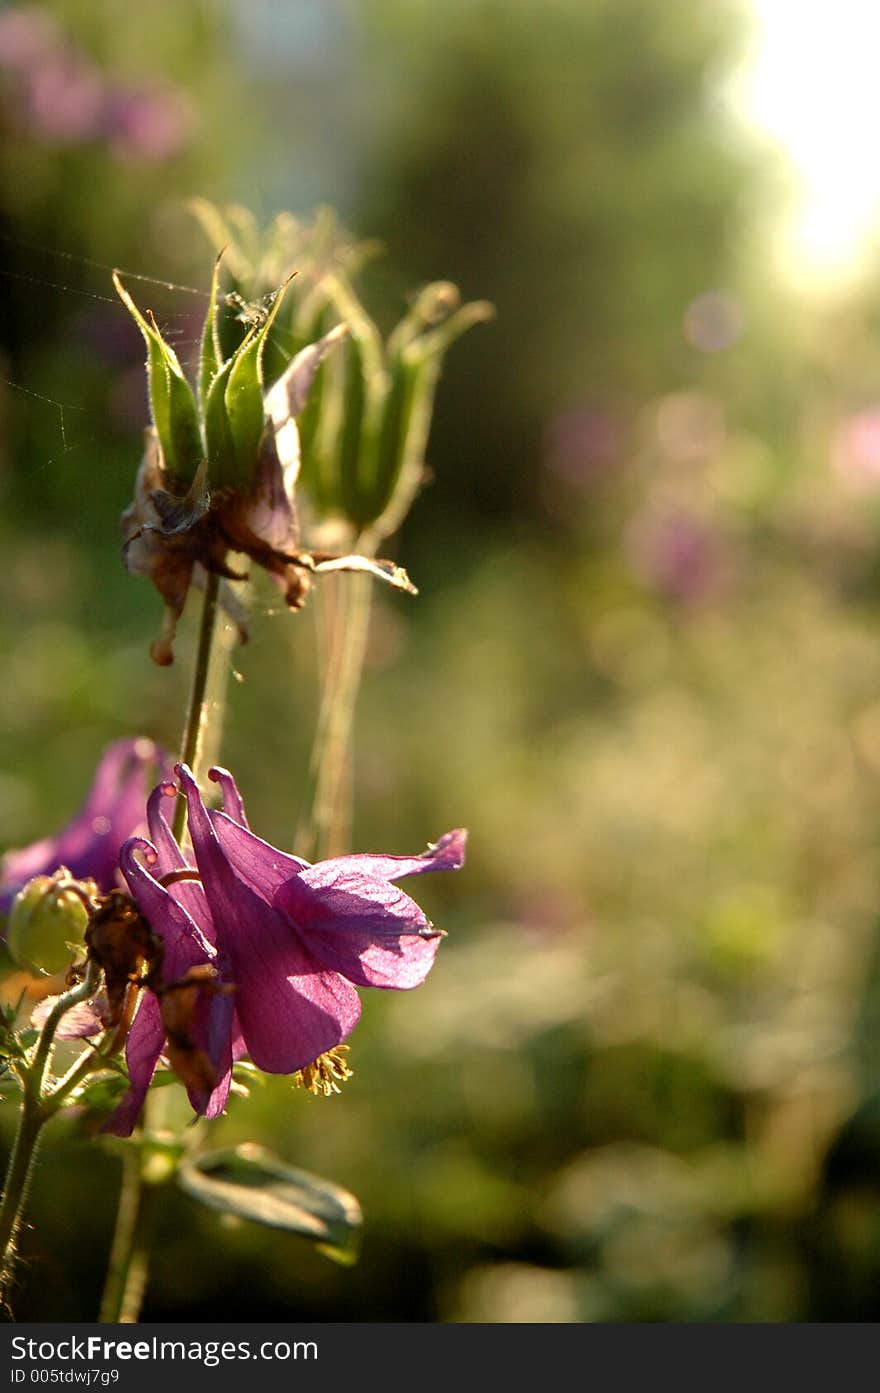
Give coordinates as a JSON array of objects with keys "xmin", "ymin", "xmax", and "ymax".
[
  {"xmin": 0, "ymin": 963, "xmax": 100, "ymax": 1309},
  {"xmin": 0, "ymin": 1099, "xmax": 43, "ymax": 1315}
]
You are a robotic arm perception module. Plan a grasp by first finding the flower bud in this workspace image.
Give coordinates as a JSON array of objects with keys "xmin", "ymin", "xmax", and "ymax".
[{"xmin": 6, "ymin": 869, "xmax": 94, "ymax": 976}]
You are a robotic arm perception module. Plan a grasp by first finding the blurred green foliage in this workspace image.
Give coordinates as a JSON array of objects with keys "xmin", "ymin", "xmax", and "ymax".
[{"xmin": 4, "ymin": 0, "xmax": 880, "ymax": 1323}]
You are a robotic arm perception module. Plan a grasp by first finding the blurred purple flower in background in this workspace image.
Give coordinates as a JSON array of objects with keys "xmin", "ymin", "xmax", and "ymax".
[
  {"xmin": 544, "ymin": 403, "xmax": 622, "ymax": 489},
  {"xmin": 0, "ymin": 738, "xmax": 170, "ymax": 915},
  {"xmin": 102, "ymin": 85, "xmax": 195, "ymax": 162},
  {"xmin": 0, "ymin": 5, "xmax": 195, "ymax": 160},
  {"xmin": 682, "ymin": 289, "xmax": 745, "ymax": 354},
  {"xmin": 831, "ymin": 407, "xmax": 880, "ymax": 493},
  {"xmin": 24, "ymin": 46, "xmax": 104, "ymax": 143},
  {"xmin": 626, "ymin": 507, "xmax": 725, "ymax": 604},
  {"xmin": 0, "ymin": 5, "xmax": 58, "ymax": 70}
]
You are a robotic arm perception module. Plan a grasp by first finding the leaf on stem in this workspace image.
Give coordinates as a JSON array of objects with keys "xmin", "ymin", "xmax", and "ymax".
[{"xmin": 178, "ymin": 1143, "xmax": 362, "ymax": 1264}]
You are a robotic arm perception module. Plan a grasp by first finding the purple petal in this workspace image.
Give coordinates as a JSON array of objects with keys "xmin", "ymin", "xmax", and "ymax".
[
  {"xmin": 0, "ymin": 835, "xmax": 59, "ymax": 909},
  {"xmin": 231, "ymin": 1011, "xmax": 248, "ymax": 1062},
  {"xmin": 207, "ymin": 766, "xmax": 250, "ymax": 829},
  {"xmin": 202, "ymin": 777, "xmax": 310, "ymax": 899},
  {"xmin": 275, "ymin": 865, "xmax": 442, "ymax": 989},
  {"xmin": 207, "ymin": 812, "xmax": 310, "ymax": 899},
  {"xmin": 112, "ymin": 840, "xmax": 233, "ymax": 1128},
  {"xmin": 120, "ymin": 837, "xmax": 226, "ymax": 1108},
  {"xmin": 119, "ymin": 836, "xmax": 215, "ymax": 966},
  {"xmin": 313, "ymin": 829, "xmax": 467, "ymax": 886},
  {"xmin": 178, "ymin": 764, "xmax": 360, "ymax": 1072},
  {"xmin": 30, "ymin": 997, "xmax": 103, "ymax": 1039},
  {"xmin": 105, "ymin": 981, "xmax": 232, "ymax": 1135},
  {"xmin": 145, "ymin": 781, "xmax": 190, "ymax": 875},
  {"xmin": 102, "ymin": 992, "xmax": 164, "ymax": 1137},
  {"xmin": 195, "ymin": 984, "xmax": 235, "ymax": 1119},
  {"xmin": 144, "ymin": 783, "xmax": 217, "ymax": 943}
]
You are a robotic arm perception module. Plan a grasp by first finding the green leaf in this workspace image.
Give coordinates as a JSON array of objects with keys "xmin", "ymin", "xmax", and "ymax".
[
  {"xmin": 178, "ymin": 1143, "xmax": 362, "ymax": 1265},
  {"xmin": 223, "ymin": 276, "xmax": 293, "ymax": 485},
  {"xmin": 113, "ymin": 271, "xmax": 203, "ymax": 483}
]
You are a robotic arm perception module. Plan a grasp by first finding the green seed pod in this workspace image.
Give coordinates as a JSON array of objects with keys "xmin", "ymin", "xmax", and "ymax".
[
  {"xmin": 222, "ymin": 277, "xmax": 292, "ymax": 487},
  {"xmin": 203, "ymin": 356, "xmax": 237, "ymax": 488},
  {"xmin": 7, "ymin": 871, "xmax": 93, "ymax": 977},
  {"xmin": 198, "ymin": 252, "xmax": 225, "ymax": 415},
  {"xmin": 113, "ymin": 272, "xmax": 203, "ymax": 485}
]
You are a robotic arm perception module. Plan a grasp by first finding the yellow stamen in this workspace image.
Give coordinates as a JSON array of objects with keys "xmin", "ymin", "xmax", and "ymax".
[{"xmin": 294, "ymin": 1045, "xmax": 353, "ymax": 1097}]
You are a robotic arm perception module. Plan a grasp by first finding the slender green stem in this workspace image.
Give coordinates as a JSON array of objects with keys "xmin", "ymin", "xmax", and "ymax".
[
  {"xmin": 297, "ymin": 549, "xmax": 375, "ymax": 861},
  {"xmin": 173, "ymin": 569, "xmax": 221, "ymax": 843},
  {"xmin": 99, "ymin": 567, "xmax": 226, "ymax": 1325},
  {"xmin": 98, "ymin": 1146, "xmax": 156, "ymax": 1324},
  {"xmin": 0, "ymin": 963, "xmax": 100, "ymax": 1308}
]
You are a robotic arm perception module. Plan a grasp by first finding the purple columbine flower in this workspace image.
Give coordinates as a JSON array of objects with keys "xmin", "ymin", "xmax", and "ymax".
[
  {"xmin": 0, "ymin": 738, "xmax": 170, "ymax": 917},
  {"xmin": 106, "ymin": 763, "xmax": 465, "ymax": 1134}
]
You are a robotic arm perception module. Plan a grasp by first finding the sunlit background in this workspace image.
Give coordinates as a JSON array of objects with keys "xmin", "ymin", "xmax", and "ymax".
[
  {"xmin": 742, "ymin": 0, "xmax": 880, "ymax": 281},
  {"xmin": 4, "ymin": 0, "xmax": 880, "ymax": 1322}
]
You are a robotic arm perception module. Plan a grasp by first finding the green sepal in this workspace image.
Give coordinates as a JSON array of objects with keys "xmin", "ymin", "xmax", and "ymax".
[
  {"xmin": 178, "ymin": 1143, "xmax": 362, "ymax": 1265},
  {"xmin": 198, "ymin": 250, "xmax": 225, "ymax": 414},
  {"xmin": 113, "ymin": 271, "xmax": 204, "ymax": 484},
  {"xmin": 203, "ymin": 356, "xmax": 237, "ymax": 488},
  {"xmin": 222, "ymin": 276, "xmax": 293, "ymax": 486}
]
